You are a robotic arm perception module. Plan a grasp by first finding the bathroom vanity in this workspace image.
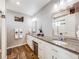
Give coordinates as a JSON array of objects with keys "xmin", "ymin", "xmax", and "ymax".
[{"xmin": 27, "ymin": 35, "xmax": 79, "ymax": 59}]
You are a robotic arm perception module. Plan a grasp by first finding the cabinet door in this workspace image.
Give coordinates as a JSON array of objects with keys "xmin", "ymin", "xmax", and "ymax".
[
  {"xmin": 38, "ymin": 40, "xmax": 46, "ymax": 59},
  {"xmin": 38, "ymin": 48, "xmax": 45, "ymax": 59},
  {"xmin": 51, "ymin": 54, "xmax": 58, "ymax": 59},
  {"xmin": 27, "ymin": 36, "xmax": 33, "ymax": 49},
  {"xmin": 58, "ymin": 47, "xmax": 79, "ymax": 59},
  {"xmin": 45, "ymin": 43, "xmax": 59, "ymax": 59},
  {"xmin": 27, "ymin": 36, "xmax": 30, "ymax": 45},
  {"xmin": 51, "ymin": 48, "xmax": 58, "ymax": 59},
  {"xmin": 45, "ymin": 46, "xmax": 52, "ymax": 59},
  {"xmin": 47, "ymin": 50, "xmax": 58, "ymax": 59}
]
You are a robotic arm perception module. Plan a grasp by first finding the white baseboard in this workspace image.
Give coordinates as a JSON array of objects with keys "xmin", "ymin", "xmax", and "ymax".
[{"xmin": 7, "ymin": 43, "xmax": 27, "ymax": 49}]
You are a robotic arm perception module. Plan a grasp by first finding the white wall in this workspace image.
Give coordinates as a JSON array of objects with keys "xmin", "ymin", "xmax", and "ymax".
[
  {"xmin": 6, "ymin": 10, "xmax": 32, "ymax": 47},
  {"xmin": 33, "ymin": 1, "xmax": 55, "ymax": 37}
]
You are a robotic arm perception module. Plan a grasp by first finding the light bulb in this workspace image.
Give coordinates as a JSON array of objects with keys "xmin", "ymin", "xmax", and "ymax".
[{"xmin": 16, "ymin": 1, "xmax": 20, "ymax": 5}]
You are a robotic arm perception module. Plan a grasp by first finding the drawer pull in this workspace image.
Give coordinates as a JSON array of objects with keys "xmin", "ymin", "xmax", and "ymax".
[
  {"xmin": 55, "ymin": 57, "xmax": 57, "ymax": 59},
  {"xmin": 52, "ymin": 56, "xmax": 54, "ymax": 59}
]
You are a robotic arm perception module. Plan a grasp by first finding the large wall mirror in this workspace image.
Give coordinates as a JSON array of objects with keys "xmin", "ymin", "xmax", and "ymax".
[{"xmin": 52, "ymin": 2, "xmax": 79, "ymax": 39}]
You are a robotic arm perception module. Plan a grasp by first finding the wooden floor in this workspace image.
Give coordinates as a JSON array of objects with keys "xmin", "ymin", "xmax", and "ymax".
[{"xmin": 7, "ymin": 44, "xmax": 38, "ymax": 59}]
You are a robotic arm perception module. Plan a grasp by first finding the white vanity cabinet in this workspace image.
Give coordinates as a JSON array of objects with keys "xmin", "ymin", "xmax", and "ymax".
[
  {"xmin": 58, "ymin": 48, "xmax": 79, "ymax": 59},
  {"xmin": 27, "ymin": 36, "xmax": 79, "ymax": 59},
  {"xmin": 27, "ymin": 35, "xmax": 34, "ymax": 50},
  {"xmin": 44, "ymin": 41, "xmax": 79, "ymax": 59},
  {"xmin": 38, "ymin": 48, "xmax": 45, "ymax": 59},
  {"xmin": 45, "ymin": 43, "xmax": 59, "ymax": 59},
  {"xmin": 27, "ymin": 35, "xmax": 46, "ymax": 59},
  {"xmin": 38, "ymin": 40, "xmax": 46, "ymax": 59}
]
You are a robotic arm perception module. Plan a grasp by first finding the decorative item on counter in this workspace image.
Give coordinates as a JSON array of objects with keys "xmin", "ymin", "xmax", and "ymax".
[{"xmin": 37, "ymin": 28, "xmax": 44, "ymax": 37}]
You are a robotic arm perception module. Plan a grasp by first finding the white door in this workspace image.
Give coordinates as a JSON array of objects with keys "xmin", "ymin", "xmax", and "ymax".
[
  {"xmin": 1, "ymin": 18, "xmax": 7, "ymax": 59},
  {"xmin": 0, "ymin": 0, "xmax": 6, "ymax": 59},
  {"xmin": 0, "ymin": 16, "xmax": 2, "ymax": 59}
]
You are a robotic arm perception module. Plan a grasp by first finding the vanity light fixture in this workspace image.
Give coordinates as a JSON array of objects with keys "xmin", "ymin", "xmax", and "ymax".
[
  {"xmin": 53, "ymin": 3, "xmax": 60, "ymax": 12},
  {"xmin": 67, "ymin": 0, "xmax": 72, "ymax": 3},
  {"xmin": 54, "ymin": 4, "xmax": 58, "ymax": 9},
  {"xmin": 60, "ymin": 0, "xmax": 64, "ymax": 5},
  {"xmin": 32, "ymin": 17, "xmax": 37, "ymax": 22}
]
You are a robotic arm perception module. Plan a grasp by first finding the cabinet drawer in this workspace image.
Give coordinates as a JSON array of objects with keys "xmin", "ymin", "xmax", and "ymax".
[
  {"xmin": 38, "ymin": 40, "xmax": 46, "ymax": 49},
  {"xmin": 45, "ymin": 42, "xmax": 59, "ymax": 52},
  {"xmin": 58, "ymin": 48, "xmax": 79, "ymax": 59}
]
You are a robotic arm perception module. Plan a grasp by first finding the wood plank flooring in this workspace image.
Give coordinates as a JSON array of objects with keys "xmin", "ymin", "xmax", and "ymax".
[{"xmin": 7, "ymin": 44, "xmax": 38, "ymax": 59}]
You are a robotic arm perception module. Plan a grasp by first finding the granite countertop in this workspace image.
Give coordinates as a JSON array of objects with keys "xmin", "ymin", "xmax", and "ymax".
[{"xmin": 30, "ymin": 34, "xmax": 79, "ymax": 55}]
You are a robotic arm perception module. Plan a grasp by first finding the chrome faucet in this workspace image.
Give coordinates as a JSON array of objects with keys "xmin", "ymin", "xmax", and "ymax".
[{"xmin": 59, "ymin": 33, "xmax": 64, "ymax": 41}]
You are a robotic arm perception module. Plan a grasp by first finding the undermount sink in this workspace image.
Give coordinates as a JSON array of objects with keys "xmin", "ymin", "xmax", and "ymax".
[{"xmin": 52, "ymin": 40, "xmax": 68, "ymax": 45}]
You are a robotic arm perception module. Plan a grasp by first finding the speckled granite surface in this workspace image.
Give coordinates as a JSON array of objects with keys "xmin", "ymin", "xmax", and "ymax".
[{"xmin": 30, "ymin": 34, "xmax": 79, "ymax": 55}]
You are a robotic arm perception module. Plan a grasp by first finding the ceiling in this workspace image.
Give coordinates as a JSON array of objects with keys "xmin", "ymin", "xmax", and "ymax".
[{"xmin": 6, "ymin": 0, "xmax": 51, "ymax": 16}]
